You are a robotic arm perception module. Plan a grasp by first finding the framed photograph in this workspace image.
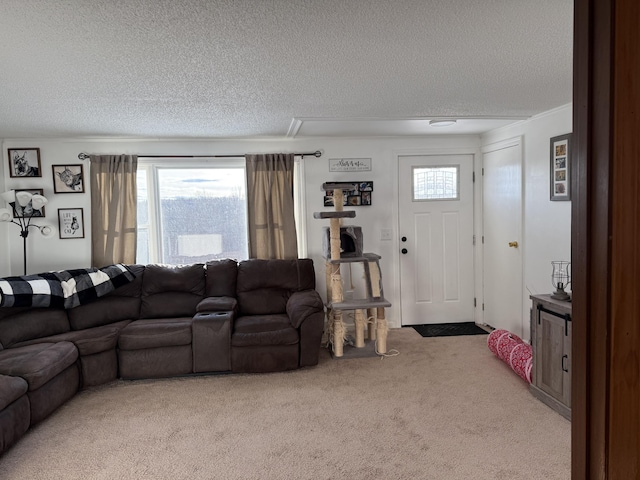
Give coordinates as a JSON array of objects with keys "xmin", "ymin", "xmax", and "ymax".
[
  {"xmin": 347, "ymin": 195, "xmax": 362, "ymax": 206},
  {"xmin": 58, "ymin": 208, "xmax": 85, "ymax": 239},
  {"xmin": 13, "ymin": 189, "xmax": 45, "ymax": 218},
  {"xmin": 550, "ymin": 133, "xmax": 571, "ymax": 201},
  {"xmin": 8, "ymin": 148, "xmax": 42, "ymax": 178},
  {"xmin": 323, "ymin": 181, "xmax": 373, "ymax": 206},
  {"xmin": 52, "ymin": 164, "xmax": 84, "ymax": 193}
]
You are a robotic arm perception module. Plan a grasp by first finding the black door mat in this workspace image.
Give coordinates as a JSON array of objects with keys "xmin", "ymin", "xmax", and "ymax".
[{"xmin": 410, "ymin": 322, "xmax": 489, "ymax": 337}]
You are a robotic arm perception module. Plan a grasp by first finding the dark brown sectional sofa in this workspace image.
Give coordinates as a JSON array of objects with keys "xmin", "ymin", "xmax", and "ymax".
[{"xmin": 0, "ymin": 258, "xmax": 325, "ymax": 455}]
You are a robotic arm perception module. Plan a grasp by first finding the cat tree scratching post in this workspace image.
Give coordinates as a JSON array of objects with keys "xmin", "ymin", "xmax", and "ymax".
[
  {"xmin": 314, "ymin": 182, "xmax": 391, "ymax": 358},
  {"xmin": 328, "ymin": 189, "xmax": 345, "ymax": 357}
]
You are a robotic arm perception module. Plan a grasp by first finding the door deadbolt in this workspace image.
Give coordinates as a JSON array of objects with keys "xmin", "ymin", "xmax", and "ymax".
[{"xmin": 401, "ymin": 236, "xmax": 407, "ymax": 242}]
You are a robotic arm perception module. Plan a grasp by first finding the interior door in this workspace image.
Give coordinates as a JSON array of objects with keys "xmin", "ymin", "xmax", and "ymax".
[
  {"xmin": 398, "ymin": 155, "xmax": 474, "ymax": 325},
  {"xmin": 482, "ymin": 143, "xmax": 523, "ymax": 336}
]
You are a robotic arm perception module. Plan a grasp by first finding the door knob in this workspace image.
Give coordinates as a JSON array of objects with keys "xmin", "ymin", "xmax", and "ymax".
[
  {"xmin": 401, "ymin": 236, "xmax": 407, "ymax": 242},
  {"xmin": 508, "ymin": 241, "xmax": 519, "ymax": 248},
  {"xmin": 401, "ymin": 248, "xmax": 408, "ymax": 254}
]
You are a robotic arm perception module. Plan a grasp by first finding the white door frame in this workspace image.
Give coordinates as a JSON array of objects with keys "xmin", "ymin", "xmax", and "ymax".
[
  {"xmin": 393, "ymin": 146, "xmax": 482, "ymax": 327},
  {"xmin": 480, "ymin": 136, "xmax": 524, "ymax": 331}
]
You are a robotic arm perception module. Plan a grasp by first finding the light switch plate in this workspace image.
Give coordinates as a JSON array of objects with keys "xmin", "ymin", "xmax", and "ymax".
[{"xmin": 380, "ymin": 228, "xmax": 393, "ymax": 241}]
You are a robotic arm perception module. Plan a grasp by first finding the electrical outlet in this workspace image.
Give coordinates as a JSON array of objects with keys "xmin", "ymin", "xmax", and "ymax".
[{"xmin": 380, "ymin": 228, "xmax": 393, "ymax": 241}]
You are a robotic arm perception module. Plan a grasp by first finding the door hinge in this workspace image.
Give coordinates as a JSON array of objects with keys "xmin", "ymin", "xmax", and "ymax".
[
  {"xmin": 474, "ymin": 298, "xmax": 477, "ymax": 307},
  {"xmin": 482, "ymin": 236, "xmax": 485, "ymax": 244},
  {"xmin": 473, "ymin": 234, "xmax": 476, "ymax": 245},
  {"xmin": 482, "ymin": 168, "xmax": 484, "ymax": 175},
  {"xmin": 482, "ymin": 303, "xmax": 485, "ymax": 311},
  {"xmin": 473, "ymin": 172, "xmax": 475, "ymax": 182}
]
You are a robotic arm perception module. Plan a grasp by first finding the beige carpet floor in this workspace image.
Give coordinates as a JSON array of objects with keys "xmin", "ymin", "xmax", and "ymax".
[{"xmin": 0, "ymin": 328, "xmax": 570, "ymax": 480}]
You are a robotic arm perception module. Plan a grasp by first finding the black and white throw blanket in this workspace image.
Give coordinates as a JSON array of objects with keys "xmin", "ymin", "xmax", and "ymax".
[{"xmin": 0, "ymin": 264, "xmax": 135, "ymax": 309}]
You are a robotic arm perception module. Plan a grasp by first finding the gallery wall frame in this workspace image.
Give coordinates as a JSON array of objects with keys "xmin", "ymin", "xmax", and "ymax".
[
  {"xmin": 550, "ymin": 133, "xmax": 572, "ymax": 201},
  {"xmin": 52, "ymin": 164, "xmax": 85, "ymax": 193},
  {"xmin": 58, "ymin": 208, "xmax": 85, "ymax": 239},
  {"xmin": 8, "ymin": 148, "xmax": 42, "ymax": 178},
  {"xmin": 13, "ymin": 189, "xmax": 45, "ymax": 218},
  {"xmin": 323, "ymin": 181, "xmax": 373, "ymax": 206}
]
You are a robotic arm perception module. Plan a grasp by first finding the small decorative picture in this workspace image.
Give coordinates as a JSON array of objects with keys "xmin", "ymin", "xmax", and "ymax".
[
  {"xmin": 58, "ymin": 208, "xmax": 85, "ymax": 239},
  {"xmin": 8, "ymin": 148, "xmax": 42, "ymax": 178},
  {"xmin": 13, "ymin": 189, "xmax": 45, "ymax": 218},
  {"xmin": 550, "ymin": 133, "xmax": 571, "ymax": 201},
  {"xmin": 52, "ymin": 164, "xmax": 84, "ymax": 193},
  {"xmin": 347, "ymin": 195, "xmax": 361, "ymax": 206}
]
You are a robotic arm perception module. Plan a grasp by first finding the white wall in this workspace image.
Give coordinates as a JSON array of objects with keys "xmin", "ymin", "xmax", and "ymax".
[
  {"xmin": 0, "ymin": 143, "xmax": 8, "ymax": 277},
  {"xmin": 482, "ymin": 104, "xmax": 573, "ymax": 341},
  {"xmin": 1, "ymin": 136, "xmax": 480, "ymax": 327},
  {"xmin": 1, "ymin": 111, "xmax": 571, "ymax": 333}
]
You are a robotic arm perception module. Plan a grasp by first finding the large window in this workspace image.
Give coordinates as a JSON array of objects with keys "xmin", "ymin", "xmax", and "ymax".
[{"xmin": 137, "ymin": 160, "xmax": 249, "ymax": 264}]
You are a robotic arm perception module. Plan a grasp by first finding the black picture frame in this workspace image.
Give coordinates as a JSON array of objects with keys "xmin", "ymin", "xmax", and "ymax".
[
  {"xmin": 58, "ymin": 208, "xmax": 85, "ymax": 239},
  {"xmin": 52, "ymin": 164, "xmax": 85, "ymax": 193},
  {"xmin": 13, "ymin": 189, "xmax": 45, "ymax": 218},
  {"xmin": 324, "ymin": 181, "xmax": 373, "ymax": 206},
  {"xmin": 550, "ymin": 133, "xmax": 572, "ymax": 201},
  {"xmin": 8, "ymin": 148, "xmax": 42, "ymax": 178}
]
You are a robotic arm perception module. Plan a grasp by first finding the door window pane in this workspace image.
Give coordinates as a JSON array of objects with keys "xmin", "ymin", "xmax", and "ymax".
[{"xmin": 413, "ymin": 166, "xmax": 459, "ymax": 200}]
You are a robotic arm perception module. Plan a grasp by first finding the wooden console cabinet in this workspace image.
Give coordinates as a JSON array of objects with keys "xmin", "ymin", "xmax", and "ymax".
[{"xmin": 530, "ymin": 294, "xmax": 572, "ymax": 420}]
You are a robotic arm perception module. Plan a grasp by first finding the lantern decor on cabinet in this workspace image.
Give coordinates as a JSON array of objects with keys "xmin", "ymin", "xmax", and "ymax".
[
  {"xmin": 0, "ymin": 190, "xmax": 54, "ymax": 275},
  {"xmin": 550, "ymin": 260, "xmax": 571, "ymax": 301}
]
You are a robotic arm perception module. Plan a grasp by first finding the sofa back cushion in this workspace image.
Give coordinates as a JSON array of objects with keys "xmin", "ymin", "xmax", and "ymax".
[
  {"xmin": 140, "ymin": 264, "xmax": 205, "ymax": 318},
  {"xmin": 204, "ymin": 259, "xmax": 238, "ymax": 297},
  {"xmin": 236, "ymin": 259, "xmax": 316, "ymax": 315},
  {"xmin": 67, "ymin": 265, "xmax": 145, "ymax": 330},
  {"xmin": 0, "ymin": 307, "xmax": 70, "ymax": 348}
]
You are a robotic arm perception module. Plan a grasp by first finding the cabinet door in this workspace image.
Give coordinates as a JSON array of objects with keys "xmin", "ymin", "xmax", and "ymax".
[
  {"xmin": 535, "ymin": 308, "xmax": 570, "ymax": 405},
  {"xmin": 563, "ymin": 320, "xmax": 571, "ymax": 406}
]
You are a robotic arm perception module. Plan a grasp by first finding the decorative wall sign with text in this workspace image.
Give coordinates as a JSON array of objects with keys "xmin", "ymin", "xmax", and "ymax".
[
  {"xmin": 329, "ymin": 158, "xmax": 371, "ymax": 172},
  {"xmin": 58, "ymin": 208, "xmax": 85, "ymax": 239}
]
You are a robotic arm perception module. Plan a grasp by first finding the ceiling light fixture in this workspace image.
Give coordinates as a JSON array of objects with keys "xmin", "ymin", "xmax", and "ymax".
[{"xmin": 429, "ymin": 119, "xmax": 457, "ymax": 127}]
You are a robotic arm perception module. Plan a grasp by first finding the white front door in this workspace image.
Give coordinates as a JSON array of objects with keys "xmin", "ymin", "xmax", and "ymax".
[
  {"xmin": 482, "ymin": 141, "xmax": 523, "ymax": 336},
  {"xmin": 398, "ymin": 155, "xmax": 475, "ymax": 325}
]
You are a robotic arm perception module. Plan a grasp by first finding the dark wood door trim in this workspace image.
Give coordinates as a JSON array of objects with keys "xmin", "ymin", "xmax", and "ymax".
[
  {"xmin": 609, "ymin": 0, "xmax": 640, "ymax": 476},
  {"xmin": 573, "ymin": 0, "xmax": 640, "ymax": 477}
]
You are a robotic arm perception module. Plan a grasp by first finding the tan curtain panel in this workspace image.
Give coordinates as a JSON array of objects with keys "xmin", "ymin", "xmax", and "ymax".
[
  {"xmin": 90, "ymin": 155, "xmax": 138, "ymax": 267},
  {"xmin": 245, "ymin": 153, "xmax": 298, "ymax": 259}
]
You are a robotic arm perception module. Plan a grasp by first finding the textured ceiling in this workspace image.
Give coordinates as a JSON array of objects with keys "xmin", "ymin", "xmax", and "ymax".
[{"xmin": 0, "ymin": 0, "xmax": 573, "ymax": 139}]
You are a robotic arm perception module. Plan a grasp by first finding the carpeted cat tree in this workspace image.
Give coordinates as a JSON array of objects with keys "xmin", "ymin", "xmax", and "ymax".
[{"xmin": 314, "ymin": 182, "xmax": 391, "ymax": 357}]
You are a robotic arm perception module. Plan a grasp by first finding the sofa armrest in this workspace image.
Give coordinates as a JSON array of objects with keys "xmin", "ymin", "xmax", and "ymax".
[
  {"xmin": 192, "ymin": 311, "xmax": 233, "ymax": 373},
  {"xmin": 196, "ymin": 296, "xmax": 238, "ymax": 314},
  {"xmin": 286, "ymin": 290, "xmax": 324, "ymax": 329}
]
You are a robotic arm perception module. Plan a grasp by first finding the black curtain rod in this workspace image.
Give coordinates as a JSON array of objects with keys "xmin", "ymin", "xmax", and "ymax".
[{"xmin": 78, "ymin": 151, "xmax": 322, "ymax": 161}]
